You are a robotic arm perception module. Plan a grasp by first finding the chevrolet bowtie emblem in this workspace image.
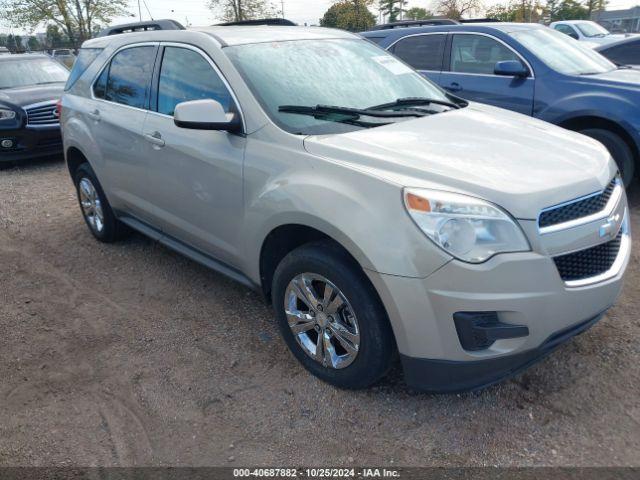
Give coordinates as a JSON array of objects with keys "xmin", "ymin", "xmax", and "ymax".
[{"xmin": 599, "ymin": 213, "xmax": 620, "ymax": 239}]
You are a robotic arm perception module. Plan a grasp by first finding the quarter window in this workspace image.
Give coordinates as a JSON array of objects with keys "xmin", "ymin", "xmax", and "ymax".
[
  {"xmin": 391, "ymin": 35, "xmax": 446, "ymax": 71},
  {"xmin": 93, "ymin": 66, "xmax": 108, "ymax": 99},
  {"xmin": 157, "ymin": 47, "xmax": 234, "ymax": 116},
  {"xmin": 450, "ymin": 35, "xmax": 521, "ymax": 75},
  {"xmin": 99, "ymin": 46, "xmax": 156, "ymax": 109}
]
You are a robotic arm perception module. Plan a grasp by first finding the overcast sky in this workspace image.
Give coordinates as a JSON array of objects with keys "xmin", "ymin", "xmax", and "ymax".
[{"xmin": 2, "ymin": 0, "xmax": 639, "ymax": 34}]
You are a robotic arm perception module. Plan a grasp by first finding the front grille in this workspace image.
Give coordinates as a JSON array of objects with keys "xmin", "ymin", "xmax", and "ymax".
[
  {"xmin": 539, "ymin": 179, "xmax": 617, "ymax": 229},
  {"xmin": 553, "ymin": 230, "xmax": 623, "ymax": 282},
  {"xmin": 26, "ymin": 102, "xmax": 58, "ymax": 126}
]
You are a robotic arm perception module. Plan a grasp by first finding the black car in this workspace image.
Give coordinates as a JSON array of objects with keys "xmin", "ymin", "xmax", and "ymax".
[
  {"xmin": 0, "ymin": 54, "xmax": 69, "ymax": 164},
  {"xmin": 595, "ymin": 36, "xmax": 640, "ymax": 68}
]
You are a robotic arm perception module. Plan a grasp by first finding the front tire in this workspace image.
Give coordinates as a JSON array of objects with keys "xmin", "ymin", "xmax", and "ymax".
[
  {"xmin": 272, "ymin": 241, "xmax": 395, "ymax": 389},
  {"xmin": 73, "ymin": 163, "xmax": 128, "ymax": 243},
  {"xmin": 580, "ymin": 128, "xmax": 635, "ymax": 187}
]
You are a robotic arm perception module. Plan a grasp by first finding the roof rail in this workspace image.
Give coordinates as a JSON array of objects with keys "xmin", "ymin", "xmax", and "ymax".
[
  {"xmin": 370, "ymin": 19, "xmax": 459, "ymax": 30},
  {"xmin": 96, "ymin": 19, "xmax": 185, "ymax": 37},
  {"xmin": 216, "ymin": 18, "xmax": 297, "ymax": 26},
  {"xmin": 459, "ymin": 18, "xmax": 502, "ymax": 23}
]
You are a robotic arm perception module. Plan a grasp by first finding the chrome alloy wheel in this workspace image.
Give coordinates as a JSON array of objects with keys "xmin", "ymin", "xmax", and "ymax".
[
  {"xmin": 78, "ymin": 177, "xmax": 104, "ymax": 234},
  {"xmin": 284, "ymin": 273, "xmax": 360, "ymax": 369}
]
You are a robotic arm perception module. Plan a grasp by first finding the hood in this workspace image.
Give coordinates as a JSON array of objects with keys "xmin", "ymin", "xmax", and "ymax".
[
  {"xmin": 0, "ymin": 83, "xmax": 65, "ymax": 108},
  {"xmin": 587, "ymin": 67, "xmax": 640, "ymax": 84},
  {"xmin": 304, "ymin": 103, "xmax": 614, "ymax": 220}
]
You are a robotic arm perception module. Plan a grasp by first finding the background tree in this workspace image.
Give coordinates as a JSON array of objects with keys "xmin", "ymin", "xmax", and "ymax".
[
  {"xmin": 0, "ymin": 0, "xmax": 128, "ymax": 48},
  {"xmin": 45, "ymin": 24, "xmax": 62, "ymax": 48},
  {"xmin": 378, "ymin": 0, "xmax": 407, "ymax": 23},
  {"xmin": 486, "ymin": 0, "xmax": 544, "ymax": 22},
  {"xmin": 434, "ymin": 0, "xmax": 483, "ymax": 19},
  {"xmin": 207, "ymin": 0, "xmax": 281, "ymax": 22},
  {"xmin": 549, "ymin": 0, "xmax": 589, "ymax": 20},
  {"xmin": 27, "ymin": 35, "xmax": 40, "ymax": 50},
  {"xmin": 585, "ymin": 0, "xmax": 606, "ymax": 16},
  {"xmin": 405, "ymin": 7, "xmax": 433, "ymax": 19},
  {"xmin": 320, "ymin": 0, "xmax": 376, "ymax": 31}
]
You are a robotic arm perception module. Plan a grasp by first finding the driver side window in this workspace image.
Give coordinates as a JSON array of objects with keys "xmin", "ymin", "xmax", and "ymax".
[
  {"xmin": 450, "ymin": 34, "xmax": 521, "ymax": 75},
  {"xmin": 156, "ymin": 46, "xmax": 234, "ymax": 116}
]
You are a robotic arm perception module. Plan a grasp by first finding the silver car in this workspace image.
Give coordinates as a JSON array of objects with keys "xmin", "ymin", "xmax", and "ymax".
[{"xmin": 61, "ymin": 25, "xmax": 630, "ymax": 392}]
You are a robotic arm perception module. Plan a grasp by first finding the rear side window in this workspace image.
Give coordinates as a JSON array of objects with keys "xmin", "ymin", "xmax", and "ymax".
[
  {"xmin": 64, "ymin": 48, "xmax": 102, "ymax": 91},
  {"xmin": 156, "ymin": 46, "xmax": 233, "ymax": 116},
  {"xmin": 103, "ymin": 46, "xmax": 156, "ymax": 109},
  {"xmin": 391, "ymin": 34, "xmax": 446, "ymax": 71},
  {"xmin": 602, "ymin": 41, "xmax": 640, "ymax": 65}
]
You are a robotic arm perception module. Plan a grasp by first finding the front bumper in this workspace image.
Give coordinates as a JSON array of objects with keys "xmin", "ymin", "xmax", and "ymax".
[
  {"xmin": 401, "ymin": 312, "xmax": 604, "ymax": 393},
  {"xmin": 367, "ymin": 203, "xmax": 630, "ymax": 393},
  {"xmin": 0, "ymin": 125, "xmax": 62, "ymax": 162}
]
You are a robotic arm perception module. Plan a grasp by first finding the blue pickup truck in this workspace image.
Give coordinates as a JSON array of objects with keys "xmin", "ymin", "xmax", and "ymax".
[{"xmin": 361, "ymin": 23, "xmax": 640, "ymax": 186}]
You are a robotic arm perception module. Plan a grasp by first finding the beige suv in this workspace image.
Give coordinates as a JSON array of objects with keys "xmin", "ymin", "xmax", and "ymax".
[{"xmin": 60, "ymin": 24, "xmax": 630, "ymax": 392}]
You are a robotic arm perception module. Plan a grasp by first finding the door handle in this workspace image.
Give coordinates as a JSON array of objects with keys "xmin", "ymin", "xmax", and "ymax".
[
  {"xmin": 445, "ymin": 82, "xmax": 462, "ymax": 92},
  {"xmin": 87, "ymin": 109, "xmax": 100, "ymax": 122},
  {"xmin": 144, "ymin": 131, "xmax": 165, "ymax": 147}
]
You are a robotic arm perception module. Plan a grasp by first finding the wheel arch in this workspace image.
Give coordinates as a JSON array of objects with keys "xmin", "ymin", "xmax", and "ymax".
[
  {"xmin": 259, "ymin": 223, "xmax": 372, "ymax": 304},
  {"xmin": 66, "ymin": 146, "xmax": 90, "ymax": 178},
  {"xmin": 559, "ymin": 115, "xmax": 639, "ymax": 161}
]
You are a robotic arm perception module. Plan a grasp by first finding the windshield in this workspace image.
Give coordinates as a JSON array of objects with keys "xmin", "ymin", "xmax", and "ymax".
[
  {"xmin": 0, "ymin": 58, "xmax": 69, "ymax": 89},
  {"xmin": 225, "ymin": 38, "xmax": 453, "ymax": 135},
  {"xmin": 575, "ymin": 22, "xmax": 610, "ymax": 37},
  {"xmin": 510, "ymin": 28, "xmax": 616, "ymax": 75}
]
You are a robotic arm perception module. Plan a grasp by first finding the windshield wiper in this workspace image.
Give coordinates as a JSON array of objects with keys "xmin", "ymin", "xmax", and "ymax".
[
  {"xmin": 368, "ymin": 97, "xmax": 462, "ymax": 111},
  {"xmin": 279, "ymin": 104, "xmax": 427, "ymax": 119}
]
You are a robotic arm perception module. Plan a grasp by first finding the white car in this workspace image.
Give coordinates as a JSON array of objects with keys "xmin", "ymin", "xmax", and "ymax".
[{"xmin": 550, "ymin": 20, "xmax": 636, "ymax": 47}]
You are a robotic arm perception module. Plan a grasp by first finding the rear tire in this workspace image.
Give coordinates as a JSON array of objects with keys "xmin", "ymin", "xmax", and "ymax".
[
  {"xmin": 272, "ymin": 241, "xmax": 395, "ymax": 389},
  {"xmin": 73, "ymin": 163, "xmax": 129, "ymax": 243},
  {"xmin": 580, "ymin": 128, "xmax": 635, "ymax": 187}
]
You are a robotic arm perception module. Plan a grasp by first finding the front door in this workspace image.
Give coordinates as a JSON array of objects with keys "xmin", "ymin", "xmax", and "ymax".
[
  {"xmin": 142, "ymin": 45, "xmax": 246, "ymax": 266},
  {"xmin": 439, "ymin": 33, "xmax": 535, "ymax": 115}
]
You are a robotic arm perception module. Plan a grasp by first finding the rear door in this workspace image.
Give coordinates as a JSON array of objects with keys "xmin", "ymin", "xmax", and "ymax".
[
  {"xmin": 439, "ymin": 33, "xmax": 534, "ymax": 115},
  {"xmin": 88, "ymin": 44, "xmax": 158, "ymax": 222},
  {"xmin": 388, "ymin": 33, "xmax": 447, "ymax": 84}
]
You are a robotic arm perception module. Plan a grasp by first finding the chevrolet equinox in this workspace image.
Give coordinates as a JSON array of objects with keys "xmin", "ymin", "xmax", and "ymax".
[{"xmin": 60, "ymin": 25, "xmax": 631, "ymax": 392}]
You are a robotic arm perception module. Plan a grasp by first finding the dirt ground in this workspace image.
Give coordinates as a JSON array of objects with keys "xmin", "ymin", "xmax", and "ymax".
[{"xmin": 0, "ymin": 157, "xmax": 639, "ymax": 467}]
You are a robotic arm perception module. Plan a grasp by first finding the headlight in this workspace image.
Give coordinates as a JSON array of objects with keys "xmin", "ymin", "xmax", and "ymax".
[
  {"xmin": 404, "ymin": 188, "xmax": 530, "ymax": 263},
  {"xmin": 0, "ymin": 108, "xmax": 16, "ymax": 121}
]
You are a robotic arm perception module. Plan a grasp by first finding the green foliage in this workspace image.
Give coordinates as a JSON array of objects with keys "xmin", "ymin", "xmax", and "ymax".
[
  {"xmin": 27, "ymin": 35, "xmax": 40, "ymax": 50},
  {"xmin": 321, "ymin": 0, "xmax": 376, "ymax": 31},
  {"xmin": 0, "ymin": 0, "xmax": 128, "ymax": 47},
  {"xmin": 207, "ymin": 0, "xmax": 281, "ymax": 22},
  {"xmin": 486, "ymin": 0, "xmax": 544, "ymax": 22},
  {"xmin": 549, "ymin": 0, "xmax": 589, "ymax": 20},
  {"xmin": 405, "ymin": 7, "xmax": 433, "ymax": 20},
  {"xmin": 378, "ymin": 0, "xmax": 407, "ymax": 23}
]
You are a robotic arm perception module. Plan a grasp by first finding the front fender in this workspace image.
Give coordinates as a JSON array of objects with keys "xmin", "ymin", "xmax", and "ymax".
[
  {"xmin": 240, "ymin": 134, "xmax": 452, "ymax": 284},
  {"xmin": 536, "ymin": 91, "xmax": 640, "ymax": 152}
]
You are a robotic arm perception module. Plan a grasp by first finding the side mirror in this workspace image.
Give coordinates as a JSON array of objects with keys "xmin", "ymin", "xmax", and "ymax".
[
  {"xmin": 494, "ymin": 60, "xmax": 529, "ymax": 78},
  {"xmin": 174, "ymin": 99, "xmax": 242, "ymax": 133}
]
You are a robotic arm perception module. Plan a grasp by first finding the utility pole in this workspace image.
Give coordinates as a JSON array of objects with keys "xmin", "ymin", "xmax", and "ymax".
[
  {"xmin": 281, "ymin": 0, "xmax": 285, "ymax": 18},
  {"xmin": 138, "ymin": 0, "xmax": 142, "ymax": 21}
]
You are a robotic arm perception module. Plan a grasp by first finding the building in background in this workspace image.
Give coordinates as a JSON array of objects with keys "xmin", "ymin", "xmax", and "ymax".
[{"xmin": 593, "ymin": 6, "xmax": 640, "ymax": 33}]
